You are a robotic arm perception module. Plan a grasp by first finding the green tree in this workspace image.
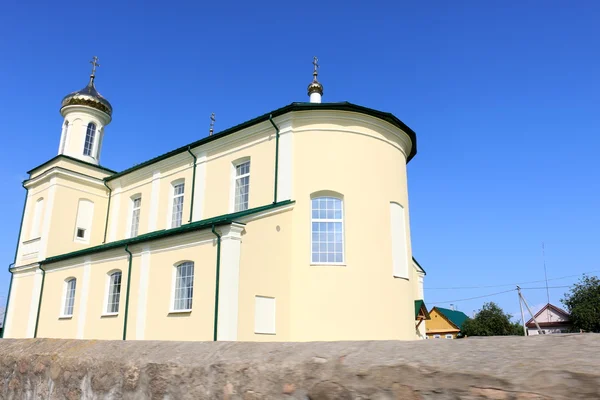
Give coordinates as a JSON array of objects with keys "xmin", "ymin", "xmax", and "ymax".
[
  {"xmin": 461, "ymin": 302, "xmax": 524, "ymax": 337},
  {"xmin": 561, "ymin": 275, "xmax": 600, "ymax": 333}
]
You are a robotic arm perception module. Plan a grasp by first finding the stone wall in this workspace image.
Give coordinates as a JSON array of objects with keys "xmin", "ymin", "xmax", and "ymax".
[{"xmin": 0, "ymin": 334, "xmax": 597, "ymax": 399}]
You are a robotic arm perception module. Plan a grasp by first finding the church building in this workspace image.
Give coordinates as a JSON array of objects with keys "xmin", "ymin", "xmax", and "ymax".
[{"xmin": 3, "ymin": 57, "xmax": 427, "ymax": 341}]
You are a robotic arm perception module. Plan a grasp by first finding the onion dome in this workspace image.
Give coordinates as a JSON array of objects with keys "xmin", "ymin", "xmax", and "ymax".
[{"xmin": 60, "ymin": 57, "xmax": 112, "ymax": 116}]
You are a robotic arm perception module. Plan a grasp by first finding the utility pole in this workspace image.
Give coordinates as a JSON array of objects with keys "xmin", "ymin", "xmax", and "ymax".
[
  {"xmin": 517, "ymin": 286, "xmax": 544, "ymax": 335},
  {"xmin": 517, "ymin": 286, "xmax": 527, "ymax": 336}
]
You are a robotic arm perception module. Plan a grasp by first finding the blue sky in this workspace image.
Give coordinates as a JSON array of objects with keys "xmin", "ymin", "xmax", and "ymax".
[{"xmin": 1, "ymin": 1, "xmax": 599, "ymax": 322}]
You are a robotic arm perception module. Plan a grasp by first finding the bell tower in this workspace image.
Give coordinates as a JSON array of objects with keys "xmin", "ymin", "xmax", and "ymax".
[{"xmin": 58, "ymin": 56, "xmax": 112, "ymax": 165}]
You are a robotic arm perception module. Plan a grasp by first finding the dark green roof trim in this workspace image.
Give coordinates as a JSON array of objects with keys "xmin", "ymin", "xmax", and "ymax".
[
  {"xmin": 412, "ymin": 256, "xmax": 426, "ymax": 275},
  {"xmin": 415, "ymin": 300, "xmax": 430, "ymax": 320},
  {"xmin": 106, "ymin": 102, "xmax": 417, "ymax": 182},
  {"xmin": 43, "ymin": 200, "xmax": 294, "ymax": 265},
  {"xmin": 27, "ymin": 154, "xmax": 117, "ymax": 175},
  {"xmin": 434, "ymin": 307, "xmax": 469, "ymax": 329}
]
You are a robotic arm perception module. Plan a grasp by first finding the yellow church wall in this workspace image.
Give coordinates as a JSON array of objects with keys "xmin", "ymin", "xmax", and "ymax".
[
  {"xmin": 236, "ymin": 209, "xmax": 293, "ymax": 341},
  {"xmin": 143, "ymin": 236, "xmax": 216, "ymax": 341},
  {"xmin": 203, "ymin": 122, "xmax": 276, "ymax": 218},
  {"xmin": 289, "ymin": 112, "xmax": 415, "ymax": 341},
  {"xmin": 4, "ymin": 271, "xmax": 36, "ymax": 338},
  {"xmin": 45, "ymin": 177, "xmax": 108, "ymax": 257},
  {"xmin": 36, "ymin": 265, "xmax": 84, "ymax": 339},
  {"xmin": 112, "ymin": 175, "xmax": 154, "ymax": 239},
  {"xmin": 84, "ymin": 255, "xmax": 131, "ymax": 340},
  {"xmin": 19, "ymin": 180, "xmax": 51, "ymax": 244}
]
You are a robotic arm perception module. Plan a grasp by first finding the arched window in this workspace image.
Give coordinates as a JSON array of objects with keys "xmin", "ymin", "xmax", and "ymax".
[
  {"xmin": 311, "ymin": 196, "xmax": 344, "ymax": 264},
  {"xmin": 129, "ymin": 196, "xmax": 142, "ymax": 238},
  {"xmin": 233, "ymin": 159, "xmax": 251, "ymax": 212},
  {"xmin": 170, "ymin": 180, "xmax": 185, "ymax": 228},
  {"xmin": 106, "ymin": 271, "xmax": 122, "ymax": 314},
  {"xmin": 172, "ymin": 262, "xmax": 194, "ymax": 311},
  {"xmin": 62, "ymin": 278, "xmax": 77, "ymax": 317},
  {"xmin": 83, "ymin": 122, "xmax": 96, "ymax": 156}
]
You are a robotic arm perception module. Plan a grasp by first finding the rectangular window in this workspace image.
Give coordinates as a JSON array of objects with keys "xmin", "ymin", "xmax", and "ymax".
[
  {"xmin": 173, "ymin": 262, "xmax": 194, "ymax": 311},
  {"xmin": 254, "ymin": 296, "xmax": 276, "ymax": 334},
  {"xmin": 171, "ymin": 183, "xmax": 185, "ymax": 228},
  {"xmin": 234, "ymin": 161, "xmax": 250, "ymax": 212},
  {"xmin": 390, "ymin": 202, "xmax": 409, "ymax": 279},
  {"xmin": 433, "ymin": 334, "xmax": 441, "ymax": 339},
  {"xmin": 130, "ymin": 197, "xmax": 142, "ymax": 237},
  {"xmin": 74, "ymin": 199, "xmax": 94, "ymax": 243},
  {"xmin": 311, "ymin": 197, "xmax": 344, "ymax": 264},
  {"xmin": 445, "ymin": 334, "xmax": 453, "ymax": 339},
  {"xmin": 76, "ymin": 228, "xmax": 86, "ymax": 239},
  {"xmin": 106, "ymin": 272, "xmax": 122, "ymax": 314},
  {"xmin": 63, "ymin": 279, "xmax": 76, "ymax": 317}
]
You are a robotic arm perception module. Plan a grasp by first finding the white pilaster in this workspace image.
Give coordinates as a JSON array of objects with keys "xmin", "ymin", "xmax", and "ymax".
[
  {"xmin": 148, "ymin": 171, "xmax": 161, "ymax": 231},
  {"xmin": 26, "ymin": 268, "xmax": 43, "ymax": 338},
  {"xmin": 4, "ymin": 273, "xmax": 20, "ymax": 338},
  {"xmin": 77, "ymin": 259, "xmax": 91, "ymax": 338},
  {"xmin": 38, "ymin": 178, "xmax": 57, "ymax": 260},
  {"xmin": 276, "ymin": 120, "xmax": 294, "ymax": 202},
  {"xmin": 192, "ymin": 152, "xmax": 206, "ymax": 222},
  {"xmin": 135, "ymin": 245, "xmax": 151, "ymax": 340},
  {"xmin": 217, "ymin": 223, "xmax": 245, "ymax": 341},
  {"xmin": 108, "ymin": 184, "xmax": 121, "ymax": 242}
]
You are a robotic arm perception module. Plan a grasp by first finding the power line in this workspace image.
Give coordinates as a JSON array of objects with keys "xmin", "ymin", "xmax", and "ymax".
[
  {"xmin": 425, "ymin": 269, "xmax": 600, "ymax": 290},
  {"xmin": 429, "ymin": 289, "xmax": 516, "ymax": 305},
  {"xmin": 519, "ymin": 286, "xmax": 570, "ymax": 290}
]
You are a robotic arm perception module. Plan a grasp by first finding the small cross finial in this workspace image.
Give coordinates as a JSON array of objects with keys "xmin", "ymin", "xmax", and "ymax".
[
  {"xmin": 312, "ymin": 56, "xmax": 319, "ymax": 80},
  {"xmin": 209, "ymin": 113, "xmax": 216, "ymax": 136},
  {"xmin": 89, "ymin": 56, "xmax": 100, "ymax": 84}
]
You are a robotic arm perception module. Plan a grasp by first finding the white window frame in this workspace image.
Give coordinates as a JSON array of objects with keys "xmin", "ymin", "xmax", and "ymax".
[
  {"xmin": 445, "ymin": 334, "xmax": 453, "ymax": 339},
  {"xmin": 310, "ymin": 195, "xmax": 345, "ymax": 265},
  {"xmin": 128, "ymin": 195, "xmax": 142, "ymax": 238},
  {"xmin": 231, "ymin": 158, "xmax": 251, "ymax": 212},
  {"xmin": 168, "ymin": 180, "xmax": 185, "ymax": 229},
  {"xmin": 83, "ymin": 122, "xmax": 96, "ymax": 157},
  {"xmin": 170, "ymin": 261, "xmax": 194, "ymax": 313},
  {"xmin": 433, "ymin": 334, "xmax": 441, "ymax": 339},
  {"xmin": 60, "ymin": 278, "xmax": 77, "ymax": 318},
  {"xmin": 103, "ymin": 270, "xmax": 122, "ymax": 316},
  {"xmin": 74, "ymin": 199, "xmax": 94, "ymax": 244}
]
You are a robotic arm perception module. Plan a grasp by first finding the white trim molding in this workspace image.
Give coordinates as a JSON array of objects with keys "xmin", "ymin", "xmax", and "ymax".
[
  {"xmin": 148, "ymin": 171, "xmax": 161, "ymax": 231},
  {"xmin": 26, "ymin": 268, "xmax": 44, "ymax": 338},
  {"xmin": 77, "ymin": 259, "xmax": 92, "ymax": 338},
  {"xmin": 135, "ymin": 245, "xmax": 151, "ymax": 340},
  {"xmin": 276, "ymin": 119, "xmax": 294, "ymax": 202},
  {"xmin": 216, "ymin": 222, "xmax": 245, "ymax": 341}
]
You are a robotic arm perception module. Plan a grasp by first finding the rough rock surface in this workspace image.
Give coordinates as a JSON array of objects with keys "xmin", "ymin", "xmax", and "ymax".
[{"xmin": 0, "ymin": 334, "xmax": 597, "ymax": 399}]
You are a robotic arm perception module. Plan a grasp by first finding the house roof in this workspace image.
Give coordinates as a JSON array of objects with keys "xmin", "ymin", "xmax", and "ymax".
[
  {"xmin": 433, "ymin": 307, "xmax": 469, "ymax": 329},
  {"xmin": 525, "ymin": 303, "xmax": 570, "ymax": 326},
  {"xmin": 105, "ymin": 102, "xmax": 417, "ymax": 182},
  {"xmin": 415, "ymin": 300, "xmax": 430, "ymax": 320}
]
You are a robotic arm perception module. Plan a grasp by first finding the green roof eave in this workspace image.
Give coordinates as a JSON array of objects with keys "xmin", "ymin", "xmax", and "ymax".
[
  {"xmin": 412, "ymin": 256, "xmax": 426, "ymax": 275},
  {"xmin": 415, "ymin": 300, "xmax": 431, "ymax": 320},
  {"xmin": 105, "ymin": 102, "xmax": 417, "ymax": 182},
  {"xmin": 27, "ymin": 154, "xmax": 117, "ymax": 176},
  {"xmin": 42, "ymin": 200, "xmax": 294, "ymax": 265}
]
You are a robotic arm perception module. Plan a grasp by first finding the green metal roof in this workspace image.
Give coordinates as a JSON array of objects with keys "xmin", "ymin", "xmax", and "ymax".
[
  {"xmin": 42, "ymin": 200, "xmax": 294, "ymax": 265},
  {"xmin": 415, "ymin": 300, "xmax": 430, "ymax": 319},
  {"xmin": 105, "ymin": 102, "xmax": 417, "ymax": 182},
  {"xmin": 435, "ymin": 307, "xmax": 469, "ymax": 329}
]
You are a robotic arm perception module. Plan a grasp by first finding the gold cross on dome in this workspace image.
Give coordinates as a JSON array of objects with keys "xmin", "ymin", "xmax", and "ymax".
[
  {"xmin": 312, "ymin": 56, "xmax": 319, "ymax": 77},
  {"xmin": 90, "ymin": 56, "xmax": 100, "ymax": 76}
]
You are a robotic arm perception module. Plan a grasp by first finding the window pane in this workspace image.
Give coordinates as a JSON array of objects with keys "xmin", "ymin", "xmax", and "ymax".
[
  {"xmin": 83, "ymin": 123, "xmax": 96, "ymax": 156},
  {"xmin": 174, "ymin": 262, "xmax": 194, "ymax": 310},
  {"xmin": 171, "ymin": 184, "xmax": 184, "ymax": 228},
  {"xmin": 64, "ymin": 279, "xmax": 76, "ymax": 316},
  {"xmin": 234, "ymin": 162, "xmax": 250, "ymax": 212},
  {"xmin": 107, "ymin": 272, "xmax": 122, "ymax": 313},
  {"xmin": 311, "ymin": 197, "xmax": 344, "ymax": 264}
]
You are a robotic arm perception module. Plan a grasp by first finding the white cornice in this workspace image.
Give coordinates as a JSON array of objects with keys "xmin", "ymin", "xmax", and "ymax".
[{"xmin": 24, "ymin": 167, "xmax": 106, "ymax": 189}]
